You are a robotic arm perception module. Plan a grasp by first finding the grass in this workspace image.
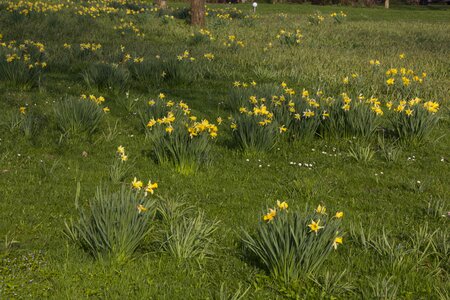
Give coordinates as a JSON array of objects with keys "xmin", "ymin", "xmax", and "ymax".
[{"xmin": 0, "ymin": 1, "xmax": 449, "ymax": 298}]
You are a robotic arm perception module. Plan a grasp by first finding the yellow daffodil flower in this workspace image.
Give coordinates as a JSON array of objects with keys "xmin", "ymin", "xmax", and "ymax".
[
  {"xmin": 131, "ymin": 177, "xmax": 143, "ymax": 190},
  {"xmin": 335, "ymin": 211, "xmax": 344, "ymax": 218},
  {"xmin": 277, "ymin": 200, "xmax": 288, "ymax": 210},
  {"xmin": 308, "ymin": 219, "xmax": 324, "ymax": 233},
  {"xmin": 333, "ymin": 236, "xmax": 343, "ymax": 249},
  {"xmin": 316, "ymin": 204, "xmax": 327, "ymax": 214}
]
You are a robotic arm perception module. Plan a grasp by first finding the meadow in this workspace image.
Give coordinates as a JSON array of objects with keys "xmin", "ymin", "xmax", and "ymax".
[{"xmin": 0, "ymin": 0, "xmax": 449, "ymax": 298}]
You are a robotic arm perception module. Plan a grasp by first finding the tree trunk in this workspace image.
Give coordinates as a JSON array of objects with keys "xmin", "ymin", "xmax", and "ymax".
[
  {"xmin": 385, "ymin": 0, "xmax": 389, "ymax": 8},
  {"xmin": 154, "ymin": 0, "xmax": 167, "ymax": 9},
  {"xmin": 191, "ymin": 0, "xmax": 205, "ymax": 27}
]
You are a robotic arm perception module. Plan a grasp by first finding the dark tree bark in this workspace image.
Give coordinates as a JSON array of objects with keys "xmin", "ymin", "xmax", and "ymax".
[{"xmin": 191, "ymin": 0, "xmax": 205, "ymax": 27}]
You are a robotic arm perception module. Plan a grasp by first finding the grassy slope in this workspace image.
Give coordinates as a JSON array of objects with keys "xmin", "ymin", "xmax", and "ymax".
[{"xmin": 0, "ymin": 2, "xmax": 449, "ymax": 299}]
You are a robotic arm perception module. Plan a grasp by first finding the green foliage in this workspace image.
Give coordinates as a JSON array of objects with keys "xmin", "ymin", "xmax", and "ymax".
[
  {"xmin": 309, "ymin": 270, "xmax": 355, "ymax": 297},
  {"xmin": 348, "ymin": 143, "xmax": 375, "ymax": 163},
  {"xmin": 54, "ymin": 97, "xmax": 103, "ymax": 137},
  {"xmin": 64, "ymin": 184, "xmax": 155, "ymax": 263},
  {"xmin": 241, "ymin": 206, "xmax": 343, "ymax": 284},
  {"xmin": 160, "ymin": 211, "xmax": 218, "ymax": 262},
  {"xmin": 82, "ymin": 62, "xmax": 129, "ymax": 92},
  {"xmin": 425, "ymin": 197, "xmax": 446, "ymax": 218},
  {"xmin": 3, "ymin": 109, "xmax": 43, "ymax": 140},
  {"xmin": 211, "ymin": 282, "xmax": 250, "ymax": 300},
  {"xmin": 377, "ymin": 135, "xmax": 402, "ymax": 163},
  {"xmin": 109, "ymin": 155, "xmax": 133, "ymax": 184}
]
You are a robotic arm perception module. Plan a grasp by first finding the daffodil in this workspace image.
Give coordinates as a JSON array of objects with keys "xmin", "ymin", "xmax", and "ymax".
[
  {"xmin": 19, "ymin": 107, "xmax": 26, "ymax": 114},
  {"xmin": 263, "ymin": 208, "xmax": 277, "ymax": 222},
  {"xmin": 117, "ymin": 145, "xmax": 125, "ymax": 155},
  {"xmin": 316, "ymin": 204, "xmax": 326, "ymax": 214},
  {"xmin": 333, "ymin": 236, "xmax": 343, "ymax": 249},
  {"xmin": 131, "ymin": 177, "xmax": 143, "ymax": 190},
  {"xmin": 137, "ymin": 204, "xmax": 147, "ymax": 213},
  {"xmin": 308, "ymin": 219, "xmax": 324, "ymax": 234},
  {"xmin": 277, "ymin": 200, "xmax": 288, "ymax": 210},
  {"xmin": 335, "ymin": 211, "xmax": 344, "ymax": 218},
  {"xmin": 147, "ymin": 119, "xmax": 156, "ymax": 127},
  {"xmin": 145, "ymin": 180, "xmax": 158, "ymax": 195}
]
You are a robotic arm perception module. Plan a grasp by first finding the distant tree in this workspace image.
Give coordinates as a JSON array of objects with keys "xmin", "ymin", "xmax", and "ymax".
[{"xmin": 191, "ymin": 0, "xmax": 205, "ymax": 26}]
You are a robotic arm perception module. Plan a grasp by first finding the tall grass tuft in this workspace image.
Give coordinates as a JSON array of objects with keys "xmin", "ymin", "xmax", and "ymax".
[
  {"xmin": 160, "ymin": 209, "xmax": 219, "ymax": 262},
  {"xmin": 82, "ymin": 62, "xmax": 129, "ymax": 92}
]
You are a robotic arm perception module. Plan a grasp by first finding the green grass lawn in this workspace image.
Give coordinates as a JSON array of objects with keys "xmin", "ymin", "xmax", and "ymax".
[{"xmin": 0, "ymin": 1, "xmax": 449, "ymax": 298}]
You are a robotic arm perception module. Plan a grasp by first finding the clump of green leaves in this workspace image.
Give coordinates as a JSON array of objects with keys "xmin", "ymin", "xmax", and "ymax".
[
  {"xmin": 160, "ymin": 211, "xmax": 218, "ymax": 262},
  {"xmin": 348, "ymin": 143, "xmax": 375, "ymax": 163}
]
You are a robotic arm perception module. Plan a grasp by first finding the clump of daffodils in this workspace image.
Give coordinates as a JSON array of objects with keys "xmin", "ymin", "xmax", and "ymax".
[
  {"xmin": 242, "ymin": 202, "xmax": 344, "ymax": 284},
  {"xmin": 191, "ymin": 29, "xmax": 214, "ymax": 43},
  {"xmin": 131, "ymin": 177, "xmax": 158, "ymax": 197},
  {"xmin": 114, "ymin": 18, "xmax": 144, "ymax": 38},
  {"xmin": 330, "ymin": 11, "xmax": 347, "ymax": 23},
  {"xmin": 117, "ymin": 145, "xmax": 128, "ymax": 162},
  {"xmin": 80, "ymin": 93, "xmax": 109, "ymax": 112},
  {"xmin": 276, "ymin": 29, "xmax": 303, "ymax": 46},
  {"xmin": 385, "ymin": 67, "xmax": 426, "ymax": 87},
  {"xmin": 308, "ymin": 12, "xmax": 325, "ymax": 25},
  {"xmin": 80, "ymin": 42, "xmax": 102, "ymax": 52},
  {"xmin": 1, "ymin": 39, "xmax": 47, "ymax": 70},
  {"xmin": 223, "ymin": 35, "xmax": 244, "ymax": 49},
  {"xmin": 145, "ymin": 95, "xmax": 218, "ymax": 139},
  {"xmin": 177, "ymin": 50, "xmax": 195, "ymax": 62},
  {"xmin": 142, "ymin": 94, "xmax": 219, "ymax": 174}
]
